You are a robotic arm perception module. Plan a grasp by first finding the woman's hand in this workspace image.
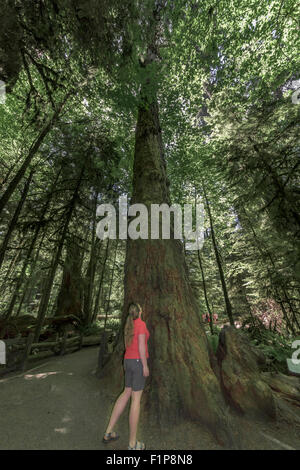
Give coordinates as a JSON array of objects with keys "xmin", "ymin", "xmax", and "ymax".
[{"xmin": 143, "ymin": 365, "xmax": 149, "ymax": 377}]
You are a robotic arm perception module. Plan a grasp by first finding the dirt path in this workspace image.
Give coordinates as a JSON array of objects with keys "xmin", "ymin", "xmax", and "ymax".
[{"xmin": 0, "ymin": 346, "xmax": 299, "ymax": 450}]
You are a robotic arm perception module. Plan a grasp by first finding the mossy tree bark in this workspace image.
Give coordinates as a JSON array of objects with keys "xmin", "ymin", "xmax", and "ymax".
[{"xmin": 99, "ymin": 97, "xmax": 233, "ymax": 445}]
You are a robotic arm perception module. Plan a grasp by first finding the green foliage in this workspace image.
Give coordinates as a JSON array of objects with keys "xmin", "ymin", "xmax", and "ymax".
[
  {"xmin": 77, "ymin": 318, "xmax": 121, "ymax": 337},
  {"xmin": 0, "ymin": 0, "xmax": 299, "ymax": 350},
  {"xmin": 207, "ymin": 333, "xmax": 219, "ymax": 355},
  {"xmin": 77, "ymin": 321, "xmax": 103, "ymax": 336},
  {"xmin": 105, "ymin": 318, "xmax": 121, "ymax": 333},
  {"xmin": 248, "ymin": 325, "xmax": 295, "ymax": 373}
]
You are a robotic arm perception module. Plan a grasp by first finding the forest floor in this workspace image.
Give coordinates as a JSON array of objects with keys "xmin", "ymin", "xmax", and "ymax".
[{"xmin": 0, "ymin": 346, "xmax": 299, "ymax": 450}]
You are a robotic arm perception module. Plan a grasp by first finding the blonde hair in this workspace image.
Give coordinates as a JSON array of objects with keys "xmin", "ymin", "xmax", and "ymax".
[{"xmin": 124, "ymin": 303, "xmax": 142, "ymax": 348}]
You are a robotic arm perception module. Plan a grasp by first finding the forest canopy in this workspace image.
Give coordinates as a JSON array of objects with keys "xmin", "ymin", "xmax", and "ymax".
[{"xmin": 0, "ymin": 0, "xmax": 300, "ymax": 447}]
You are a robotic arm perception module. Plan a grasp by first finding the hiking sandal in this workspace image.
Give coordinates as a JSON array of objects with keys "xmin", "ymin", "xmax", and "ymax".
[
  {"xmin": 128, "ymin": 440, "xmax": 145, "ymax": 450},
  {"xmin": 102, "ymin": 431, "xmax": 120, "ymax": 443}
]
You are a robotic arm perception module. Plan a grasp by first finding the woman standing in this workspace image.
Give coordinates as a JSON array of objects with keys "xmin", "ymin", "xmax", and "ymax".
[{"xmin": 102, "ymin": 302, "xmax": 150, "ymax": 450}]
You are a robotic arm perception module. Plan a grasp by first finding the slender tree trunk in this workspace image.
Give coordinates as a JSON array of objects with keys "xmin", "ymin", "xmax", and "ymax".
[
  {"xmin": 83, "ymin": 192, "xmax": 99, "ymax": 325},
  {"xmin": 239, "ymin": 206, "xmax": 296, "ymax": 333},
  {"xmin": 0, "ymin": 92, "xmax": 71, "ymax": 217},
  {"xmin": 0, "ymin": 170, "xmax": 34, "ymax": 271},
  {"xmin": 98, "ymin": 96, "xmax": 231, "ymax": 445},
  {"xmin": 79, "ymin": 223, "xmax": 92, "ymax": 272},
  {"xmin": 97, "ymin": 240, "xmax": 119, "ymax": 370},
  {"xmin": 55, "ymin": 235, "xmax": 84, "ymax": 319},
  {"xmin": 33, "ymin": 165, "xmax": 84, "ymax": 342},
  {"xmin": 103, "ymin": 240, "xmax": 119, "ymax": 330},
  {"xmin": 202, "ymin": 183, "xmax": 234, "ymax": 326},
  {"xmin": 5, "ymin": 234, "xmax": 39, "ymax": 320},
  {"xmin": 15, "ymin": 230, "xmax": 46, "ymax": 317},
  {"xmin": 279, "ymin": 289, "xmax": 300, "ymax": 331},
  {"xmin": 92, "ymin": 238, "xmax": 110, "ymax": 323},
  {"xmin": 89, "ymin": 237, "xmax": 102, "ymax": 316},
  {"xmin": 197, "ymin": 249, "xmax": 214, "ymax": 334},
  {"xmin": 5, "ymin": 168, "xmax": 61, "ymax": 320},
  {"xmin": 83, "ymin": 242, "xmax": 99, "ymax": 324},
  {"xmin": 252, "ymin": 143, "xmax": 300, "ymax": 232},
  {"xmin": 195, "ymin": 187, "xmax": 214, "ymax": 332},
  {"xmin": 1, "ymin": 160, "xmax": 18, "ymax": 189},
  {"xmin": 0, "ymin": 237, "xmax": 26, "ymax": 295}
]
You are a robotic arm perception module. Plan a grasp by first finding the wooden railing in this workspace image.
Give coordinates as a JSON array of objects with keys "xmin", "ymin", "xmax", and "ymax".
[{"xmin": 0, "ymin": 329, "xmax": 115, "ymax": 376}]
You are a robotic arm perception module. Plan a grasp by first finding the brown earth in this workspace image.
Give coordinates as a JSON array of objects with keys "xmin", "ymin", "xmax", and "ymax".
[{"xmin": 0, "ymin": 346, "xmax": 299, "ymax": 450}]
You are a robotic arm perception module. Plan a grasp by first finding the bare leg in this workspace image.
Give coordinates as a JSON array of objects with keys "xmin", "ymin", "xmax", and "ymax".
[
  {"xmin": 105, "ymin": 387, "xmax": 132, "ymax": 437},
  {"xmin": 129, "ymin": 390, "xmax": 143, "ymax": 447}
]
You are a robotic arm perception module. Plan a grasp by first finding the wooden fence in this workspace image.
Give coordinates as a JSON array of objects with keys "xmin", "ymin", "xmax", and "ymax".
[{"xmin": 0, "ymin": 329, "xmax": 115, "ymax": 377}]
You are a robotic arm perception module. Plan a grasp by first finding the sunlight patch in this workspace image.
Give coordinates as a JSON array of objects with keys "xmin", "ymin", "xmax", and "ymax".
[
  {"xmin": 62, "ymin": 415, "xmax": 72, "ymax": 423},
  {"xmin": 54, "ymin": 427, "xmax": 68, "ymax": 434},
  {"xmin": 24, "ymin": 371, "xmax": 60, "ymax": 380}
]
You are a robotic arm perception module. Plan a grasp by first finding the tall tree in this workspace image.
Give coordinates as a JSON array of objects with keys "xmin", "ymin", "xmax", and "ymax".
[{"xmin": 99, "ymin": 10, "xmax": 232, "ymax": 438}]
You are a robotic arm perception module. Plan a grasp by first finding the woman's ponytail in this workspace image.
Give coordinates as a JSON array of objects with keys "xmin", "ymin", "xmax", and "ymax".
[{"xmin": 124, "ymin": 302, "xmax": 141, "ymax": 348}]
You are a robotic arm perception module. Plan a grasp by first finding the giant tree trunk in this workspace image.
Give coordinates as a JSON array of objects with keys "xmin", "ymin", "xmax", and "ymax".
[{"xmin": 98, "ymin": 98, "xmax": 233, "ymax": 445}]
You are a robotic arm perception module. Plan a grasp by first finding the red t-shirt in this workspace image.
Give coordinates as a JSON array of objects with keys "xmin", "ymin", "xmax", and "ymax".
[{"xmin": 124, "ymin": 318, "xmax": 150, "ymax": 359}]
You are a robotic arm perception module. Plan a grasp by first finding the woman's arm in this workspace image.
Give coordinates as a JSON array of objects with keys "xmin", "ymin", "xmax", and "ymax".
[{"xmin": 138, "ymin": 334, "xmax": 149, "ymax": 376}]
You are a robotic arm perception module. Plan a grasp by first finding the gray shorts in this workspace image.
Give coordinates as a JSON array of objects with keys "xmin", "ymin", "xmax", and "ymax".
[{"xmin": 124, "ymin": 359, "xmax": 146, "ymax": 391}]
